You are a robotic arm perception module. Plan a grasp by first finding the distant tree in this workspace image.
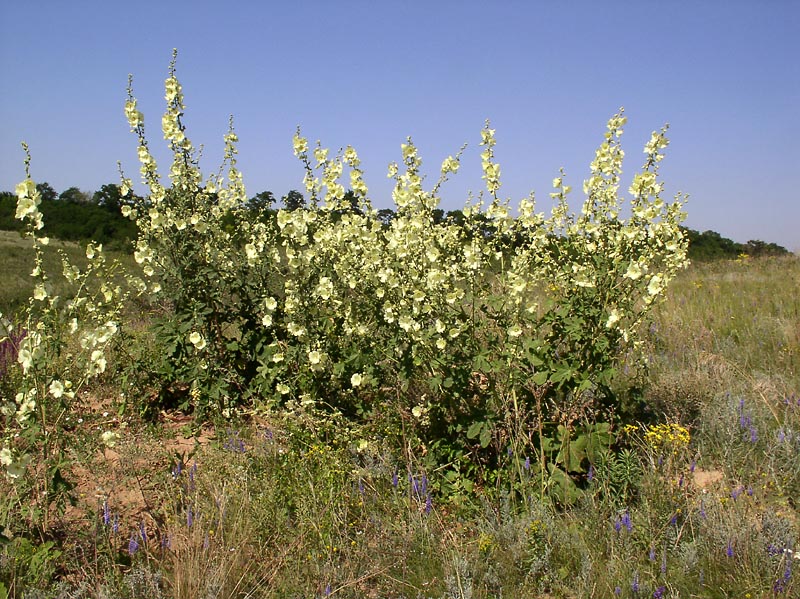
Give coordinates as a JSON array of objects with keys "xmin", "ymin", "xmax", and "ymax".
[
  {"xmin": 744, "ymin": 239, "xmax": 788, "ymax": 257},
  {"xmin": 445, "ymin": 209, "xmax": 466, "ymax": 227},
  {"xmin": 341, "ymin": 190, "xmax": 362, "ymax": 215},
  {"xmin": 282, "ymin": 189, "xmax": 305, "ymax": 211},
  {"xmin": 0, "ymin": 191, "xmax": 21, "ymax": 231},
  {"xmin": 36, "ymin": 182, "xmax": 58, "ymax": 203},
  {"xmin": 377, "ymin": 208, "xmax": 395, "ymax": 227},
  {"xmin": 247, "ymin": 191, "xmax": 275, "ymax": 212},
  {"xmin": 431, "ymin": 208, "xmax": 445, "ymax": 225},
  {"xmin": 93, "ymin": 183, "xmax": 124, "ymax": 213},
  {"xmin": 59, "ymin": 186, "xmax": 92, "ymax": 204}
]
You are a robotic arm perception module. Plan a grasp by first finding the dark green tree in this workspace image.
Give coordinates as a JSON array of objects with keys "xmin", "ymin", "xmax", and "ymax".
[
  {"xmin": 247, "ymin": 191, "xmax": 275, "ymax": 212},
  {"xmin": 59, "ymin": 186, "xmax": 92, "ymax": 204},
  {"xmin": 282, "ymin": 189, "xmax": 305, "ymax": 211},
  {"xmin": 93, "ymin": 183, "xmax": 124, "ymax": 213},
  {"xmin": 36, "ymin": 182, "xmax": 58, "ymax": 203},
  {"xmin": 377, "ymin": 208, "xmax": 395, "ymax": 227}
]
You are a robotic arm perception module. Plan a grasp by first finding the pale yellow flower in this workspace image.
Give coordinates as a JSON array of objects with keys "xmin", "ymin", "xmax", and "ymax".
[{"xmin": 189, "ymin": 331, "xmax": 206, "ymax": 350}]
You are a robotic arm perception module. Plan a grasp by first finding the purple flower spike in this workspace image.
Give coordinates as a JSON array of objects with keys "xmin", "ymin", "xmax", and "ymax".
[
  {"xmin": 524, "ymin": 456, "xmax": 531, "ymax": 472},
  {"xmin": 102, "ymin": 499, "xmax": 110, "ymax": 526},
  {"xmin": 128, "ymin": 534, "xmax": 139, "ymax": 555},
  {"xmin": 726, "ymin": 540, "xmax": 734, "ymax": 558},
  {"xmin": 392, "ymin": 471, "xmax": 398, "ymax": 488},
  {"xmin": 631, "ymin": 572, "xmax": 640, "ymax": 593},
  {"xmin": 622, "ymin": 510, "xmax": 632, "ymax": 532},
  {"xmin": 653, "ymin": 586, "xmax": 665, "ymax": 598}
]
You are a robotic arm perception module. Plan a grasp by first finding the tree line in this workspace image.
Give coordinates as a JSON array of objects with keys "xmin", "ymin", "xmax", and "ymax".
[{"xmin": 0, "ymin": 183, "xmax": 790, "ymax": 260}]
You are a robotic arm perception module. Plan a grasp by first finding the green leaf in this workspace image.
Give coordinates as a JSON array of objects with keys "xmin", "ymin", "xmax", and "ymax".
[
  {"xmin": 532, "ymin": 371, "xmax": 549, "ymax": 386},
  {"xmin": 466, "ymin": 421, "xmax": 483, "ymax": 440},
  {"xmin": 479, "ymin": 425, "xmax": 492, "ymax": 448}
]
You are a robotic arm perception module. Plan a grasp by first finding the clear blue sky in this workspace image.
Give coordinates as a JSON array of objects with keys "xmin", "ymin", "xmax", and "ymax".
[{"xmin": 1, "ymin": 1, "xmax": 798, "ymax": 250}]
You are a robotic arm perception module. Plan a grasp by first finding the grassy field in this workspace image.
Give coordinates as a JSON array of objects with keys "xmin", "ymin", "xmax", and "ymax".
[{"xmin": 1, "ymin": 250, "xmax": 799, "ymax": 598}]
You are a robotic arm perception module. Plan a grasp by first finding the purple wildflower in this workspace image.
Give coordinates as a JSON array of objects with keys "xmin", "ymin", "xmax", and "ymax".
[
  {"xmin": 128, "ymin": 534, "xmax": 139, "ymax": 555},
  {"xmin": 631, "ymin": 572, "xmax": 640, "ymax": 593},
  {"xmin": 392, "ymin": 471, "xmax": 398, "ymax": 488},
  {"xmin": 726, "ymin": 540, "xmax": 734, "ymax": 558},
  {"xmin": 614, "ymin": 517, "xmax": 622, "ymax": 534},
  {"xmin": 773, "ymin": 562, "xmax": 792, "ymax": 593},
  {"xmin": 224, "ymin": 429, "xmax": 246, "ymax": 453},
  {"xmin": 139, "ymin": 521, "xmax": 147, "ymax": 545},
  {"xmin": 102, "ymin": 499, "xmax": 110, "ymax": 526},
  {"xmin": 524, "ymin": 456, "xmax": 531, "ymax": 472},
  {"xmin": 425, "ymin": 494, "xmax": 432, "ymax": 514},
  {"xmin": 622, "ymin": 509, "xmax": 632, "ymax": 532},
  {"xmin": 614, "ymin": 587, "xmax": 622, "ymax": 596},
  {"xmin": 587, "ymin": 463, "xmax": 594, "ymax": 482},
  {"xmin": 112, "ymin": 514, "xmax": 119, "ymax": 534},
  {"xmin": 653, "ymin": 586, "xmax": 665, "ymax": 598},
  {"xmin": 690, "ymin": 458, "xmax": 697, "ymax": 473},
  {"xmin": 186, "ymin": 505, "xmax": 194, "ymax": 528}
]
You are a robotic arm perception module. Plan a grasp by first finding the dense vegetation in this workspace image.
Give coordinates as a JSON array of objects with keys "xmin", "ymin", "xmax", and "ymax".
[
  {"xmin": 0, "ymin": 188, "xmax": 789, "ymax": 262},
  {"xmin": 1, "ymin": 56, "xmax": 796, "ymax": 597}
]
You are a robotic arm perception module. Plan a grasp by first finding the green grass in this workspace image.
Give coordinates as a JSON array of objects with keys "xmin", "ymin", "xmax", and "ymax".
[
  {"xmin": 0, "ymin": 229, "xmax": 137, "ymax": 319},
  {"xmin": 2, "ymin": 255, "xmax": 799, "ymax": 598}
]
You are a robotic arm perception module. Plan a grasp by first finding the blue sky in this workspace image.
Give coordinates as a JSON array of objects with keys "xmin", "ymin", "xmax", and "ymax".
[{"xmin": 1, "ymin": 1, "xmax": 798, "ymax": 250}]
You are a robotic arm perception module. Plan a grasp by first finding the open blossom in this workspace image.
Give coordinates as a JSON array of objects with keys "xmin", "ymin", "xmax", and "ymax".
[
  {"xmin": 350, "ymin": 373, "xmax": 363, "ymax": 387},
  {"xmin": 188, "ymin": 331, "xmax": 206, "ymax": 350},
  {"xmin": 441, "ymin": 156, "xmax": 460, "ymax": 174},
  {"xmin": 624, "ymin": 262, "xmax": 644, "ymax": 280},
  {"xmin": 49, "ymin": 380, "xmax": 65, "ymax": 398}
]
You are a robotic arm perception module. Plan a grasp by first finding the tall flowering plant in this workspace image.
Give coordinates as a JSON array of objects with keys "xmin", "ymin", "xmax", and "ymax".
[
  {"xmin": 118, "ymin": 55, "xmax": 687, "ymax": 482},
  {"xmin": 2, "ymin": 147, "xmax": 125, "ymax": 533}
]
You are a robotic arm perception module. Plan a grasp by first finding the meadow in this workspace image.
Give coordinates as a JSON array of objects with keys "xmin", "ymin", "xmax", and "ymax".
[
  {"xmin": 1, "ymin": 229, "xmax": 797, "ymax": 598},
  {"xmin": 1, "ymin": 60, "xmax": 798, "ymax": 598}
]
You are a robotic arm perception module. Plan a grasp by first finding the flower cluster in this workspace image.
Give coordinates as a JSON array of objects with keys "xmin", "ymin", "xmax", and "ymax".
[{"xmin": 115, "ymin": 56, "xmax": 688, "ymax": 438}]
